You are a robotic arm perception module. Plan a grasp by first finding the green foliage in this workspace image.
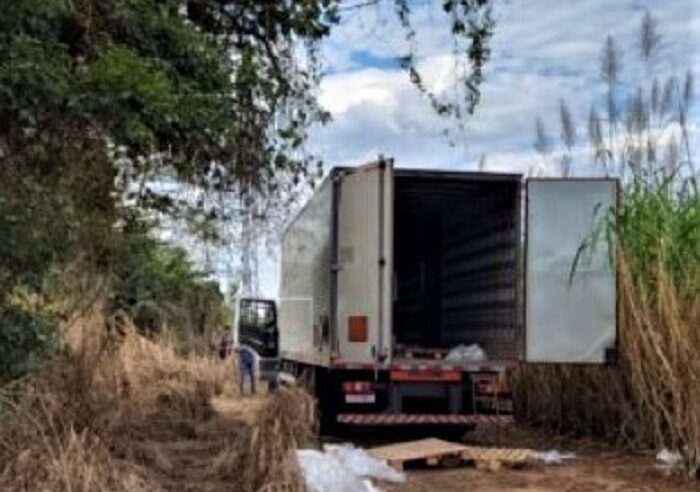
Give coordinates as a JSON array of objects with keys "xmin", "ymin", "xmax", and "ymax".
[
  {"xmin": 617, "ymin": 178, "xmax": 699, "ymax": 298},
  {"xmin": 0, "ymin": 307, "xmax": 60, "ymax": 383},
  {"xmin": 0, "ymin": 229, "xmax": 227, "ymax": 382},
  {"xmin": 0, "ymin": 0, "xmax": 339, "ymax": 306},
  {"xmin": 0, "ymin": 0, "xmax": 497, "ymax": 378},
  {"xmin": 110, "ymin": 233, "xmax": 229, "ymax": 339},
  {"xmin": 0, "ymin": 0, "xmax": 337, "ymax": 227},
  {"xmin": 395, "ymin": 0, "xmax": 495, "ymax": 125},
  {"xmin": 525, "ymin": 14, "xmax": 699, "ymax": 471}
]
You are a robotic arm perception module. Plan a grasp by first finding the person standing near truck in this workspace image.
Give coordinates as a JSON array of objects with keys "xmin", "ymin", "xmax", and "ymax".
[
  {"xmin": 218, "ymin": 331, "xmax": 234, "ymax": 360},
  {"xmin": 236, "ymin": 344, "xmax": 257, "ymax": 395}
]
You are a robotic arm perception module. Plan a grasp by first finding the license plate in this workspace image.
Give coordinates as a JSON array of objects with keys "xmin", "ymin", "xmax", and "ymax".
[{"xmin": 345, "ymin": 393, "xmax": 376, "ymax": 404}]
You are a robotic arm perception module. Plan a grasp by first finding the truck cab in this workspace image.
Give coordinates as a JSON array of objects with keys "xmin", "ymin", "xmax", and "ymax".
[{"xmin": 234, "ymin": 297, "xmax": 280, "ymax": 383}]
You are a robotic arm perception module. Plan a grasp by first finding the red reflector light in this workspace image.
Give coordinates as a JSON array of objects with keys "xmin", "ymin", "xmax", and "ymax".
[
  {"xmin": 348, "ymin": 316, "xmax": 368, "ymax": 342},
  {"xmin": 342, "ymin": 381, "xmax": 373, "ymax": 394},
  {"xmin": 390, "ymin": 369, "xmax": 462, "ymax": 382}
]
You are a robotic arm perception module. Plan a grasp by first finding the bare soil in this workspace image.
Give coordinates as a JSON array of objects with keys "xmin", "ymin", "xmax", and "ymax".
[
  {"xmin": 383, "ymin": 425, "xmax": 696, "ymax": 492},
  {"xmin": 184, "ymin": 394, "xmax": 695, "ymax": 492},
  {"xmin": 388, "ymin": 453, "xmax": 695, "ymax": 492}
]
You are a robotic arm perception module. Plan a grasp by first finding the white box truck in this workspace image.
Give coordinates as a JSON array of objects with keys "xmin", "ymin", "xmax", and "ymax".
[{"xmin": 278, "ymin": 159, "xmax": 618, "ymax": 429}]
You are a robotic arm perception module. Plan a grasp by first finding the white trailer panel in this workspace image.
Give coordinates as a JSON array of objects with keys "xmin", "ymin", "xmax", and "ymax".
[
  {"xmin": 525, "ymin": 179, "xmax": 618, "ymax": 363},
  {"xmin": 335, "ymin": 162, "xmax": 393, "ymax": 365},
  {"xmin": 279, "ymin": 165, "xmax": 619, "ymax": 370},
  {"xmin": 278, "ymin": 176, "xmax": 334, "ymax": 366}
]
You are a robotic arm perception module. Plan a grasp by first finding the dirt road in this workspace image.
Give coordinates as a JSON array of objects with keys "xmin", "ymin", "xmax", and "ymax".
[
  {"xmin": 213, "ymin": 394, "xmax": 693, "ymax": 492},
  {"xmin": 342, "ymin": 424, "xmax": 694, "ymax": 492},
  {"xmin": 388, "ymin": 453, "xmax": 694, "ymax": 492},
  {"xmin": 381, "ymin": 425, "xmax": 695, "ymax": 492}
]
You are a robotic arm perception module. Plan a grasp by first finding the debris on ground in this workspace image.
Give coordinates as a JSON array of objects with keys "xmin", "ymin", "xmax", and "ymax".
[
  {"xmin": 297, "ymin": 444, "xmax": 406, "ymax": 492},
  {"xmin": 324, "ymin": 444, "xmax": 407, "ymax": 483},
  {"xmin": 277, "ymin": 371, "xmax": 297, "ymax": 387},
  {"xmin": 535, "ymin": 449, "xmax": 577, "ymax": 465},
  {"xmin": 656, "ymin": 448, "xmax": 684, "ymax": 472}
]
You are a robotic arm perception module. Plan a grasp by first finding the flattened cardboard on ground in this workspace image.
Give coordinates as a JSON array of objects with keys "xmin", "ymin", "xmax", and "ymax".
[{"xmin": 368, "ymin": 438, "xmax": 538, "ymax": 470}]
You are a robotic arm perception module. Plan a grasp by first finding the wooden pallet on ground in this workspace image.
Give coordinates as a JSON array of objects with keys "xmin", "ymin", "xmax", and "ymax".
[
  {"xmin": 368, "ymin": 438, "xmax": 467, "ymax": 470},
  {"xmin": 368, "ymin": 438, "xmax": 537, "ymax": 471},
  {"xmin": 461, "ymin": 445, "xmax": 538, "ymax": 471}
]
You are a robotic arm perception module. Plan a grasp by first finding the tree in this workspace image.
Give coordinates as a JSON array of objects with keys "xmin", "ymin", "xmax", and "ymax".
[
  {"xmin": 393, "ymin": 0, "xmax": 495, "ymax": 122},
  {"xmin": 110, "ymin": 232, "xmax": 229, "ymax": 343},
  {"xmin": 0, "ymin": 0, "xmax": 497, "ymax": 272},
  {"xmin": 0, "ymin": 0, "xmax": 498, "ymax": 372}
]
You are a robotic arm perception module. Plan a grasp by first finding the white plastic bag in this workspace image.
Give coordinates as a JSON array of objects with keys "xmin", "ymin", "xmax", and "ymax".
[
  {"xmin": 536, "ymin": 449, "xmax": 577, "ymax": 465},
  {"xmin": 445, "ymin": 344, "xmax": 487, "ymax": 363},
  {"xmin": 297, "ymin": 444, "xmax": 405, "ymax": 492},
  {"xmin": 656, "ymin": 448, "xmax": 683, "ymax": 469},
  {"xmin": 296, "ymin": 449, "xmax": 377, "ymax": 492},
  {"xmin": 323, "ymin": 444, "xmax": 406, "ymax": 483}
]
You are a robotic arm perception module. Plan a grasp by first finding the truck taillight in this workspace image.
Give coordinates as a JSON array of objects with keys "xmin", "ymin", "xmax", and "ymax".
[{"xmin": 342, "ymin": 381, "xmax": 373, "ymax": 394}]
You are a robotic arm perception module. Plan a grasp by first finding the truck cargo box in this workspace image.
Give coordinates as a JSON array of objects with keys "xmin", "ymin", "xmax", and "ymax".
[
  {"xmin": 393, "ymin": 171, "xmax": 521, "ymax": 361},
  {"xmin": 279, "ymin": 161, "xmax": 618, "ymax": 370}
]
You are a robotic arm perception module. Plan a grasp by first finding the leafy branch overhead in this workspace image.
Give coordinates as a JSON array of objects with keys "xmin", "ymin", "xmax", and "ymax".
[
  {"xmin": 0, "ymin": 0, "xmax": 497, "ymax": 315},
  {"xmin": 0, "ymin": 1, "xmax": 497, "ymax": 378},
  {"xmin": 395, "ymin": 0, "xmax": 495, "ymax": 123},
  {"xmin": 1, "ymin": 1, "xmax": 495, "ymax": 224},
  {"xmin": 1, "ymin": 1, "xmax": 337, "ymax": 215}
]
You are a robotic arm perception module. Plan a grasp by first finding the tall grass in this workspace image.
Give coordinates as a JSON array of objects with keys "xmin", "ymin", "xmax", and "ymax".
[
  {"xmin": 0, "ymin": 299, "xmax": 311, "ymax": 491},
  {"xmin": 516, "ymin": 179, "xmax": 699, "ymax": 475},
  {"xmin": 519, "ymin": 11, "xmax": 699, "ymax": 477}
]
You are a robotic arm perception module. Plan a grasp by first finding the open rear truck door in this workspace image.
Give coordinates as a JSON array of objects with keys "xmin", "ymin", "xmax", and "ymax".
[
  {"xmin": 335, "ymin": 160, "xmax": 394, "ymax": 366},
  {"xmin": 525, "ymin": 179, "xmax": 618, "ymax": 364}
]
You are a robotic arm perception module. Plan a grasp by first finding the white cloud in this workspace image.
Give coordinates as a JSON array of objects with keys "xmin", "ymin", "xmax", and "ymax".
[
  {"xmin": 319, "ymin": 68, "xmax": 401, "ymax": 114},
  {"xmin": 312, "ymin": 0, "xmax": 699, "ymax": 177},
  {"xmin": 195, "ymin": 0, "xmax": 700, "ymax": 297}
]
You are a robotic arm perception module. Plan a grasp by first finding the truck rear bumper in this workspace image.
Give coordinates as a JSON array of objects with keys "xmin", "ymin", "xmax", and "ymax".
[{"xmin": 336, "ymin": 413, "xmax": 513, "ymax": 426}]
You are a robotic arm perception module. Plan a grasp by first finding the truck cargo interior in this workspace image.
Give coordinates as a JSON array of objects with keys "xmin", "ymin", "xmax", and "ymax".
[{"xmin": 392, "ymin": 172, "xmax": 521, "ymax": 361}]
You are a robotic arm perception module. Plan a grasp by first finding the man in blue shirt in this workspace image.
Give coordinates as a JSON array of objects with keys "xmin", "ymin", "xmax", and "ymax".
[{"xmin": 236, "ymin": 344, "xmax": 257, "ymax": 395}]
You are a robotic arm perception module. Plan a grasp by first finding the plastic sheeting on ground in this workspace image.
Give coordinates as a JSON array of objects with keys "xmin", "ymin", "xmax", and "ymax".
[
  {"xmin": 656, "ymin": 448, "xmax": 683, "ymax": 470},
  {"xmin": 445, "ymin": 344, "xmax": 487, "ymax": 364},
  {"xmin": 535, "ymin": 449, "xmax": 577, "ymax": 465},
  {"xmin": 296, "ymin": 444, "xmax": 406, "ymax": 492}
]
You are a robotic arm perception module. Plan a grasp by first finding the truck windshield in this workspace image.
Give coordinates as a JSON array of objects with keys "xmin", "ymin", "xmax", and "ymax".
[{"xmin": 238, "ymin": 299, "xmax": 278, "ymax": 357}]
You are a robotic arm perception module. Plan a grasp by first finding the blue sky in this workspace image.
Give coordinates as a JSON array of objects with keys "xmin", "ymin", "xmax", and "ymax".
[
  {"xmin": 194, "ymin": 0, "xmax": 700, "ymax": 297},
  {"xmin": 311, "ymin": 0, "xmax": 699, "ymax": 176}
]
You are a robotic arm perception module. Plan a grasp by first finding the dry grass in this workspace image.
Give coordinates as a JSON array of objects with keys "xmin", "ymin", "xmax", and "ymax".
[
  {"xmin": 0, "ymin": 301, "xmax": 312, "ymax": 491},
  {"xmin": 248, "ymin": 387, "xmax": 314, "ymax": 492},
  {"xmin": 515, "ymin": 256, "xmax": 700, "ymax": 478}
]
